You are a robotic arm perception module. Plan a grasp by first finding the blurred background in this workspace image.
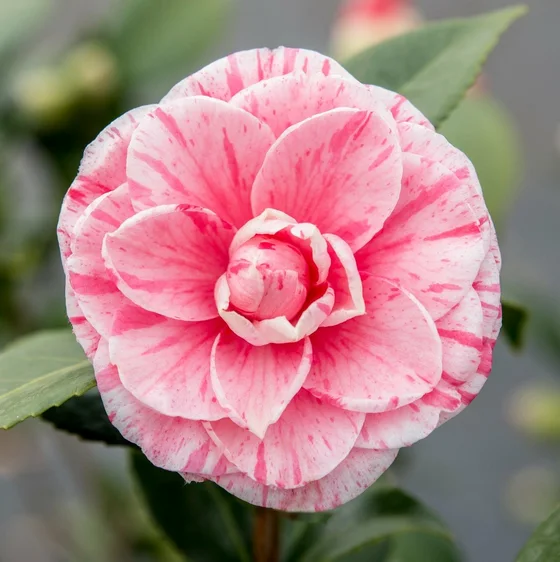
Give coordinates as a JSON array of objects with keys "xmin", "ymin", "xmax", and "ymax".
[{"xmin": 0, "ymin": 0, "xmax": 558, "ymax": 560}]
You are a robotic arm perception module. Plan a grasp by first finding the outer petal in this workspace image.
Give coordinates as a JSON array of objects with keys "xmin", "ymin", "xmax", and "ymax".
[
  {"xmin": 67, "ymin": 184, "xmax": 135, "ymax": 337},
  {"xmin": 108, "ymin": 304, "xmax": 226, "ymax": 420},
  {"xmin": 211, "ymin": 447, "xmax": 398, "ymax": 512},
  {"xmin": 210, "ymin": 330, "xmax": 312, "ymax": 438},
  {"xmin": 322, "ymin": 233, "xmax": 365, "ymax": 327},
  {"xmin": 57, "ymin": 106, "xmax": 153, "ymax": 262},
  {"xmin": 216, "ymin": 275, "xmax": 335, "ymax": 346},
  {"xmin": 356, "ymin": 381, "xmax": 461, "ymax": 449},
  {"xmin": 474, "ymin": 243, "xmax": 502, "ymax": 340},
  {"xmin": 66, "ymin": 284, "xmax": 100, "ymax": 359},
  {"xmin": 206, "ymin": 390, "xmax": 365, "ymax": 489},
  {"xmin": 230, "ymin": 73, "xmax": 393, "ymax": 137},
  {"xmin": 127, "ymin": 97, "xmax": 275, "ymax": 227},
  {"xmin": 398, "ymin": 122, "xmax": 490, "ymax": 251},
  {"xmin": 251, "ymin": 108, "xmax": 402, "ymax": 252},
  {"xmin": 437, "ymin": 288, "xmax": 484, "ymax": 386},
  {"xmin": 102, "ymin": 205, "xmax": 234, "ymax": 322},
  {"xmin": 161, "ymin": 47, "xmax": 356, "ymax": 103},
  {"xmin": 304, "ymin": 276, "xmax": 442, "ymax": 413},
  {"xmin": 356, "ymin": 153, "xmax": 486, "ymax": 320},
  {"xmin": 95, "ymin": 340, "xmax": 233, "ymax": 474}
]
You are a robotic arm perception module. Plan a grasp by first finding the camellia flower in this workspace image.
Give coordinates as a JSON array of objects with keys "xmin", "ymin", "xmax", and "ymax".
[{"xmin": 58, "ymin": 47, "xmax": 501, "ymax": 512}]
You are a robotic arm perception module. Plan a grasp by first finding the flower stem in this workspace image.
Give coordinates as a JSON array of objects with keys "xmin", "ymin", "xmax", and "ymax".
[{"xmin": 253, "ymin": 507, "xmax": 279, "ymax": 562}]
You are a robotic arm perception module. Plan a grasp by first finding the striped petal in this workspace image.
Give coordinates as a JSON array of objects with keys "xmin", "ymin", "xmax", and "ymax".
[
  {"xmin": 127, "ymin": 97, "xmax": 275, "ymax": 227},
  {"xmin": 211, "ymin": 447, "xmax": 398, "ymax": 512},
  {"xmin": 103, "ymin": 205, "xmax": 234, "ymax": 322},
  {"xmin": 161, "ymin": 47, "xmax": 356, "ymax": 104},
  {"xmin": 356, "ymin": 153, "xmax": 486, "ymax": 320},
  {"xmin": 206, "ymin": 390, "xmax": 365, "ymax": 489},
  {"xmin": 210, "ymin": 329, "xmax": 312, "ymax": 438},
  {"xmin": 251, "ymin": 108, "xmax": 402, "ymax": 251},
  {"xmin": 304, "ymin": 276, "xmax": 442, "ymax": 413},
  {"xmin": 65, "ymin": 283, "xmax": 100, "ymax": 359},
  {"xmin": 108, "ymin": 304, "xmax": 226, "ymax": 420}
]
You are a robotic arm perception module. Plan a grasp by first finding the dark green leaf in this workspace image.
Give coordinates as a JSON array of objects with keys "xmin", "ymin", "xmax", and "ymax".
[
  {"xmin": 108, "ymin": 0, "xmax": 231, "ymax": 101},
  {"xmin": 502, "ymin": 299, "xmax": 529, "ymax": 350},
  {"xmin": 299, "ymin": 486, "xmax": 462, "ymax": 562},
  {"xmin": 439, "ymin": 95, "xmax": 522, "ymax": 231},
  {"xmin": 344, "ymin": 6, "xmax": 527, "ymax": 128},
  {"xmin": 0, "ymin": 329, "xmax": 95, "ymax": 429},
  {"xmin": 516, "ymin": 504, "xmax": 560, "ymax": 561},
  {"xmin": 42, "ymin": 390, "xmax": 131, "ymax": 446},
  {"xmin": 131, "ymin": 451, "xmax": 253, "ymax": 562}
]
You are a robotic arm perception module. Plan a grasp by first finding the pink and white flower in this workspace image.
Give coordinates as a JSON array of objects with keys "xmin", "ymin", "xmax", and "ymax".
[{"xmin": 58, "ymin": 47, "xmax": 501, "ymax": 512}]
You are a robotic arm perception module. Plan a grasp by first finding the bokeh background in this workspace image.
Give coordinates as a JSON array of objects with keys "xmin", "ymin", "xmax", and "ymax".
[{"xmin": 0, "ymin": 0, "xmax": 559, "ymax": 560}]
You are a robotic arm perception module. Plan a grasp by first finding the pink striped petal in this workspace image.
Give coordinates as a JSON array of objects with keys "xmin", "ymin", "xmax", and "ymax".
[
  {"xmin": 57, "ymin": 106, "xmax": 153, "ymax": 263},
  {"xmin": 206, "ymin": 390, "xmax": 365, "ymax": 489},
  {"xmin": 108, "ymin": 304, "xmax": 225, "ymax": 420},
  {"xmin": 210, "ymin": 329, "xmax": 312, "ymax": 438},
  {"xmin": 437, "ymin": 288, "xmax": 484, "ymax": 386},
  {"xmin": 230, "ymin": 73, "xmax": 392, "ymax": 137},
  {"xmin": 356, "ymin": 381, "xmax": 461, "ymax": 449},
  {"xmin": 230, "ymin": 209, "xmax": 331, "ymax": 285},
  {"xmin": 103, "ymin": 205, "xmax": 234, "ymax": 322},
  {"xmin": 127, "ymin": 97, "xmax": 275, "ymax": 227},
  {"xmin": 161, "ymin": 47, "xmax": 356, "ymax": 104},
  {"xmin": 474, "ymin": 244, "xmax": 502, "ymax": 340},
  {"xmin": 304, "ymin": 276, "xmax": 442, "ymax": 413},
  {"xmin": 366, "ymin": 85, "xmax": 434, "ymax": 129},
  {"xmin": 322, "ymin": 233, "xmax": 365, "ymax": 327},
  {"xmin": 356, "ymin": 153, "xmax": 486, "ymax": 320},
  {"xmin": 95, "ymin": 340, "xmax": 233, "ymax": 475},
  {"xmin": 211, "ymin": 447, "xmax": 398, "ymax": 512},
  {"xmin": 251, "ymin": 108, "xmax": 402, "ymax": 252},
  {"xmin": 66, "ymin": 283, "xmax": 100, "ymax": 359},
  {"xmin": 398, "ymin": 122, "xmax": 490, "ymax": 251},
  {"xmin": 67, "ymin": 184, "xmax": 135, "ymax": 337},
  {"xmin": 216, "ymin": 275, "xmax": 334, "ymax": 345}
]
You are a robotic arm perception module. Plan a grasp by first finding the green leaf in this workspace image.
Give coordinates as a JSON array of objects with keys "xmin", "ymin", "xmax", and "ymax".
[
  {"xmin": 502, "ymin": 299, "xmax": 529, "ymax": 350},
  {"xmin": 131, "ymin": 451, "xmax": 253, "ymax": 562},
  {"xmin": 344, "ymin": 6, "xmax": 527, "ymax": 128},
  {"xmin": 299, "ymin": 486, "xmax": 463, "ymax": 562},
  {"xmin": 42, "ymin": 391, "xmax": 131, "ymax": 446},
  {"xmin": 439, "ymin": 95, "xmax": 522, "ymax": 231},
  {"xmin": 0, "ymin": 329, "xmax": 95, "ymax": 429},
  {"xmin": 516, "ymin": 504, "xmax": 560, "ymax": 561},
  {"xmin": 108, "ymin": 0, "xmax": 231, "ymax": 101}
]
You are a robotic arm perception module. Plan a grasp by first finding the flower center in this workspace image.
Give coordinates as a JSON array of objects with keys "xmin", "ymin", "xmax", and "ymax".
[{"xmin": 226, "ymin": 235, "xmax": 310, "ymax": 321}]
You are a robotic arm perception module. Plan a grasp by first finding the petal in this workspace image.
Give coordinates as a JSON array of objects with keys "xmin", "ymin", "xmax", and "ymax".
[
  {"xmin": 473, "ymin": 243, "xmax": 502, "ymax": 341},
  {"xmin": 398, "ymin": 121, "xmax": 490, "ymax": 250},
  {"xmin": 108, "ymin": 304, "xmax": 226, "ymax": 420},
  {"xmin": 66, "ymin": 283, "xmax": 100, "ymax": 359},
  {"xmin": 210, "ymin": 329, "xmax": 312, "ymax": 438},
  {"xmin": 127, "ymin": 97, "xmax": 275, "ymax": 227},
  {"xmin": 437, "ymin": 288, "xmax": 484, "ymax": 386},
  {"xmin": 251, "ymin": 107, "xmax": 402, "ymax": 252},
  {"xmin": 230, "ymin": 209, "xmax": 331, "ymax": 285},
  {"xmin": 161, "ymin": 47, "xmax": 356, "ymax": 103},
  {"xmin": 103, "ymin": 205, "xmax": 234, "ymax": 322},
  {"xmin": 67, "ymin": 184, "xmax": 135, "ymax": 337},
  {"xmin": 356, "ymin": 153, "xmax": 486, "ymax": 320},
  {"xmin": 216, "ymin": 275, "xmax": 335, "ymax": 346},
  {"xmin": 304, "ymin": 276, "xmax": 442, "ymax": 413},
  {"xmin": 322, "ymin": 233, "xmax": 365, "ymax": 327},
  {"xmin": 230, "ymin": 73, "xmax": 393, "ymax": 137},
  {"xmin": 366, "ymin": 86, "xmax": 434, "ymax": 129},
  {"xmin": 206, "ymin": 390, "xmax": 365, "ymax": 489},
  {"xmin": 95, "ymin": 339, "xmax": 233, "ymax": 474},
  {"xmin": 58, "ymin": 106, "xmax": 154, "ymax": 263},
  {"xmin": 356, "ymin": 381, "xmax": 461, "ymax": 449},
  {"xmin": 211, "ymin": 447, "xmax": 398, "ymax": 512}
]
